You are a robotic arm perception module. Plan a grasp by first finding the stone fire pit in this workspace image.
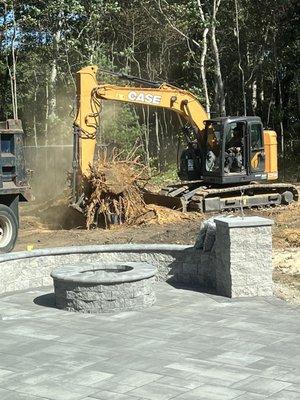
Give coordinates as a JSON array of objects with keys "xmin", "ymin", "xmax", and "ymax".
[{"xmin": 51, "ymin": 261, "xmax": 157, "ymax": 313}]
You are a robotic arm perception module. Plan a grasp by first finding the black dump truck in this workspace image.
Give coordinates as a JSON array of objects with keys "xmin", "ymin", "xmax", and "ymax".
[{"xmin": 0, "ymin": 119, "xmax": 30, "ymax": 252}]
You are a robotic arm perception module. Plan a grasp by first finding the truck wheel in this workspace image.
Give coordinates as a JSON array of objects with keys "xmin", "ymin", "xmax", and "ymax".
[{"xmin": 0, "ymin": 205, "xmax": 18, "ymax": 253}]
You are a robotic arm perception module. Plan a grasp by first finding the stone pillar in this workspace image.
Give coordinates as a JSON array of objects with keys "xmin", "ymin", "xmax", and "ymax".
[{"xmin": 214, "ymin": 216, "xmax": 274, "ymax": 298}]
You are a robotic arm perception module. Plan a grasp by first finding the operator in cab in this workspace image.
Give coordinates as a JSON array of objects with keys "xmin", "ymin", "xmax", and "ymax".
[
  {"xmin": 225, "ymin": 123, "xmax": 245, "ymax": 173},
  {"xmin": 227, "ymin": 124, "xmax": 244, "ymax": 149}
]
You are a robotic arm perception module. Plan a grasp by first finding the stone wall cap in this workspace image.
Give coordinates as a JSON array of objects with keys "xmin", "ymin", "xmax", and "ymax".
[
  {"xmin": 0, "ymin": 243, "xmax": 193, "ymax": 264},
  {"xmin": 214, "ymin": 216, "xmax": 274, "ymax": 228}
]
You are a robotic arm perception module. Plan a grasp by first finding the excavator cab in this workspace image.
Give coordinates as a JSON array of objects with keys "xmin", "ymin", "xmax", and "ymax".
[{"xmin": 203, "ymin": 116, "xmax": 267, "ymax": 185}]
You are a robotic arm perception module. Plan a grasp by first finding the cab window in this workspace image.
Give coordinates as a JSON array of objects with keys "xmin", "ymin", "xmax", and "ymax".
[
  {"xmin": 250, "ymin": 124, "xmax": 263, "ymax": 149},
  {"xmin": 205, "ymin": 122, "xmax": 222, "ymax": 172},
  {"xmin": 225, "ymin": 122, "xmax": 245, "ymax": 149}
]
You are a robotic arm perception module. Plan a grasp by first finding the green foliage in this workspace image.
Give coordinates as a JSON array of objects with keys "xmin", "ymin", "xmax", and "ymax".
[
  {"xmin": 102, "ymin": 105, "xmax": 144, "ymax": 154},
  {"xmin": 150, "ymin": 164, "xmax": 179, "ymax": 186},
  {"xmin": 0, "ymin": 0, "xmax": 298, "ymax": 162}
]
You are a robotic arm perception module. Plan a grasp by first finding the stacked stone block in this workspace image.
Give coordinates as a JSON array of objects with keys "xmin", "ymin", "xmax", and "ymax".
[
  {"xmin": 53, "ymin": 276, "xmax": 156, "ymax": 313},
  {"xmin": 214, "ymin": 216, "xmax": 274, "ymax": 298}
]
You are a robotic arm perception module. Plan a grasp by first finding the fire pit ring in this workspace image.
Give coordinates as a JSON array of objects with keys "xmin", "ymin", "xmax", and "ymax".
[{"xmin": 51, "ymin": 261, "xmax": 157, "ymax": 313}]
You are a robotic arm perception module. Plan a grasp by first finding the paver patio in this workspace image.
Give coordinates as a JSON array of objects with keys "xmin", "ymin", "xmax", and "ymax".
[{"xmin": 0, "ymin": 283, "xmax": 299, "ymax": 400}]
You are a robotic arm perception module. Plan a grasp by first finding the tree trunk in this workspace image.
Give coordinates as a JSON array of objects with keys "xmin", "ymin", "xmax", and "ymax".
[
  {"xmin": 5, "ymin": 5, "xmax": 18, "ymax": 120},
  {"xmin": 49, "ymin": 12, "xmax": 63, "ymax": 121},
  {"xmin": 132, "ymin": 106, "xmax": 147, "ymax": 160},
  {"xmin": 273, "ymin": 35, "xmax": 284, "ymax": 161},
  {"xmin": 155, "ymin": 110, "xmax": 161, "ymax": 171},
  {"xmin": 211, "ymin": 0, "xmax": 226, "ymax": 116},
  {"xmin": 200, "ymin": 27, "xmax": 210, "ymax": 117},
  {"xmin": 213, "ymin": 77, "xmax": 219, "ymax": 115},
  {"xmin": 158, "ymin": 117, "xmax": 166, "ymax": 169},
  {"xmin": 259, "ymin": 85, "xmax": 264, "ymax": 102},
  {"xmin": 33, "ymin": 71, "xmax": 38, "ymax": 147},
  {"xmin": 234, "ymin": 0, "xmax": 246, "ymax": 115},
  {"xmin": 49, "ymin": 49, "xmax": 58, "ymax": 120},
  {"xmin": 145, "ymin": 105, "xmax": 150, "ymax": 167},
  {"xmin": 11, "ymin": 8, "xmax": 18, "ymax": 119},
  {"xmin": 197, "ymin": 1, "xmax": 210, "ymax": 117},
  {"xmin": 162, "ymin": 109, "xmax": 168, "ymax": 168},
  {"xmin": 296, "ymin": 72, "xmax": 300, "ymax": 120},
  {"xmin": 252, "ymin": 80, "xmax": 257, "ymax": 115},
  {"xmin": 45, "ymin": 80, "xmax": 49, "ymax": 146}
]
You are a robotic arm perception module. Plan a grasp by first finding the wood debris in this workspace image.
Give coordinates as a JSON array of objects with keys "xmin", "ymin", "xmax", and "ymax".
[{"xmin": 82, "ymin": 151, "xmax": 152, "ymax": 229}]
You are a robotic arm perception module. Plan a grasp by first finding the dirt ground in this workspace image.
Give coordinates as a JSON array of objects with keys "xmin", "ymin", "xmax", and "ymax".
[{"xmin": 16, "ymin": 195, "xmax": 300, "ymax": 304}]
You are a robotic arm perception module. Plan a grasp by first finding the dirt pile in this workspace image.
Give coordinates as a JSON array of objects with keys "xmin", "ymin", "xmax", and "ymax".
[
  {"xmin": 20, "ymin": 192, "xmax": 86, "ymax": 230},
  {"xmin": 245, "ymin": 199, "xmax": 300, "ymax": 248},
  {"xmin": 147, "ymin": 204, "xmax": 200, "ymax": 225}
]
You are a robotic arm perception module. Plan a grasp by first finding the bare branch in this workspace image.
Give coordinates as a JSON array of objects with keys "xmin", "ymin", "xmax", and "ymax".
[
  {"xmin": 196, "ymin": 0, "xmax": 206, "ymax": 23},
  {"xmin": 156, "ymin": 0, "xmax": 201, "ymax": 49}
]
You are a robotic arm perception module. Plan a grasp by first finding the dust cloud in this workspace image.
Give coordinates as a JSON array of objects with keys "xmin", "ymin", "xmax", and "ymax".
[
  {"xmin": 23, "ymin": 89, "xmax": 74, "ymax": 202},
  {"xmin": 22, "ymin": 100, "xmax": 124, "ymax": 229}
]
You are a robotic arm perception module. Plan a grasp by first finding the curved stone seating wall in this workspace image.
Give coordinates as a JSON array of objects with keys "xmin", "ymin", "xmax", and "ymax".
[
  {"xmin": 0, "ymin": 244, "xmax": 214, "ymax": 296},
  {"xmin": 0, "ymin": 217, "xmax": 274, "ymax": 299}
]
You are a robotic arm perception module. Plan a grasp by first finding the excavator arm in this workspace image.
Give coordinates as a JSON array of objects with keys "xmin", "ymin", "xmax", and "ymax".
[
  {"xmin": 95, "ymin": 85, "xmax": 207, "ymax": 130},
  {"xmin": 74, "ymin": 65, "xmax": 207, "ymax": 177}
]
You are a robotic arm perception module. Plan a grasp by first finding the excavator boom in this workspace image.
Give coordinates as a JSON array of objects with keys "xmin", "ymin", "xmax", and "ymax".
[
  {"xmin": 95, "ymin": 84, "xmax": 207, "ymax": 131},
  {"xmin": 74, "ymin": 65, "xmax": 207, "ymax": 176}
]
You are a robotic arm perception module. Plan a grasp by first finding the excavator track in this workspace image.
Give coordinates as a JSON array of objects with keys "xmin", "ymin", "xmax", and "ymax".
[{"xmin": 143, "ymin": 182, "xmax": 299, "ymax": 212}]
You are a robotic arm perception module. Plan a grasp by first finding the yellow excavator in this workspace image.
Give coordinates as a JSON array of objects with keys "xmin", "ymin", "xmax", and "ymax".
[{"xmin": 72, "ymin": 65, "xmax": 298, "ymax": 213}]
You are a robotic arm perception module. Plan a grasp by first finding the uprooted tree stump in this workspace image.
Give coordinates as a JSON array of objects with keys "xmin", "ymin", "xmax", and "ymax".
[{"xmin": 81, "ymin": 155, "xmax": 154, "ymax": 229}]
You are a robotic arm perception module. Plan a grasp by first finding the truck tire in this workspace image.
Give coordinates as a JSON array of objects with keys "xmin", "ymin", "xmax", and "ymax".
[{"xmin": 0, "ymin": 205, "xmax": 18, "ymax": 253}]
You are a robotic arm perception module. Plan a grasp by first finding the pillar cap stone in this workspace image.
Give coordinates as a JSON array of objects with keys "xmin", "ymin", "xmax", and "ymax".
[{"xmin": 214, "ymin": 216, "xmax": 274, "ymax": 228}]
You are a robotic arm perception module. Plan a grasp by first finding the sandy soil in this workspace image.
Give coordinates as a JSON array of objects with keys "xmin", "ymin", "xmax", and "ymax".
[
  {"xmin": 273, "ymin": 248, "xmax": 300, "ymax": 304},
  {"xmin": 16, "ymin": 196, "xmax": 300, "ymax": 304}
]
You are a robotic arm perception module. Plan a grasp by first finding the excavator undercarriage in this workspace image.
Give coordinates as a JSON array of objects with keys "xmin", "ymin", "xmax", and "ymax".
[{"xmin": 143, "ymin": 182, "xmax": 299, "ymax": 212}]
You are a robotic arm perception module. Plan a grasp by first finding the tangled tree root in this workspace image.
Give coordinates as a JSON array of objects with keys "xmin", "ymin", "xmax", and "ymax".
[{"xmin": 82, "ymin": 154, "xmax": 154, "ymax": 229}]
